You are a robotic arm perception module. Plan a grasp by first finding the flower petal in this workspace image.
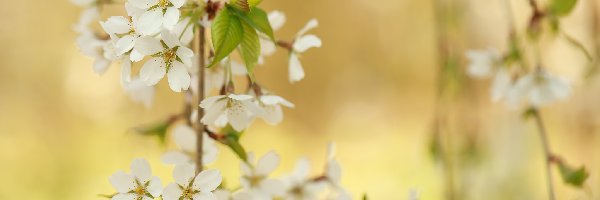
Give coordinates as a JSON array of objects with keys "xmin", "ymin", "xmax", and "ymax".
[
  {"xmin": 103, "ymin": 16, "xmax": 131, "ymax": 34},
  {"xmin": 193, "ymin": 169, "xmax": 222, "ymax": 192},
  {"xmin": 116, "ymin": 35, "xmax": 136, "ymax": 55},
  {"xmin": 135, "ymin": 36, "xmax": 163, "ymax": 55},
  {"xmin": 139, "ymin": 58, "xmax": 166, "ymax": 86},
  {"xmin": 146, "ymin": 176, "xmax": 163, "ymax": 197},
  {"xmin": 109, "ymin": 171, "xmax": 136, "ymax": 193},
  {"xmin": 256, "ymin": 151, "xmax": 280, "ymax": 176},
  {"xmin": 169, "ymin": 0, "xmax": 185, "ymax": 8},
  {"xmin": 293, "ymin": 34, "xmax": 321, "ymax": 53},
  {"xmin": 128, "ymin": 0, "xmax": 158, "ymax": 9},
  {"xmin": 201, "ymin": 99, "xmax": 227, "ymax": 126},
  {"xmin": 296, "ymin": 18, "xmax": 318, "ymax": 37},
  {"xmin": 176, "ymin": 47, "xmax": 194, "ymax": 66},
  {"xmin": 288, "ymin": 53, "xmax": 305, "ymax": 83},
  {"xmin": 268, "ymin": 10, "xmax": 286, "ymax": 31},
  {"xmin": 130, "ymin": 158, "xmax": 153, "ymax": 182},
  {"xmin": 192, "ymin": 192, "xmax": 217, "ymax": 200},
  {"xmin": 163, "ymin": 7, "xmax": 180, "ymax": 30},
  {"xmin": 173, "ymin": 124, "xmax": 196, "ymax": 152},
  {"xmin": 167, "ymin": 61, "xmax": 191, "ymax": 92},
  {"xmin": 161, "ymin": 151, "xmax": 191, "ymax": 165},
  {"xmin": 111, "ymin": 193, "xmax": 137, "ymax": 200},
  {"xmin": 173, "ymin": 164, "xmax": 196, "ymax": 186},
  {"xmin": 137, "ymin": 10, "xmax": 163, "ymax": 35},
  {"xmin": 162, "ymin": 183, "xmax": 184, "ymax": 200}
]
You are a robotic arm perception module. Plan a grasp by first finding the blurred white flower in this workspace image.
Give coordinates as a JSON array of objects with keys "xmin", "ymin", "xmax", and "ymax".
[
  {"xmin": 408, "ymin": 189, "xmax": 420, "ymax": 200},
  {"xmin": 214, "ymin": 189, "xmax": 254, "ymax": 200},
  {"xmin": 163, "ymin": 164, "xmax": 222, "ymax": 200},
  {"xmin": 200, "ymin": 94, "xmax": 265, "ymax": 131},
  {"xmin": 108, "ymin": 158, "xmax": 163, "ymax": 200},
  {"xmin": 257, "ymin": 94, "xmax": 294, "ymax": 125},
  {"xmin": 128, "ymin": 0, "xmax": 185, "ymax": 35},
  {"xmin": 124, "ymin": 76, "xmax": 156, "ymax": 108},
  {"xmin": 289, "ymin": 19, "xmax": 322, "ymax": 83},
  {"xmin": 136, "ymin": 30, "xmax": 193, "ymax": 92},
  {"xmin": 465, "ymin": 48, "xmax": 502, "ymax": 79},
  {"xmin": 240, "ymin": 151, "xmax": 286, "ymax": 199},
  {"xmin": 75, "ymin": 32, "xmax": 117, "ymax": 75},
  {"xmin": 258, "ymin": 10, "xmax": 286, "ymax": 64},
  {"xmin": 324, "ymin": 143, "xmax": 351, "ymax": 200},
  {"xmin": 281, "ymin": 158, "xmax": 327, "ymax": 200},
  {"xmin": 71, "ymin": 0, "xmax": 96, "ymax": 7},
  {"xmin": 161, "ymin": 124, "xmax": 219, "ymax": 166},
  {"xmin": 100, "ymin": 16, "xmax": 146, "ymax": 62},
  {"xmin": 74, "ymin": 8, "xmax": 99, "ymax": 33},
  {"xmin": 490, "ymin": 69, "xmax": 513, "ymax": 102},
  {"xmin": 507, "ymin": 70, "xmax": 571, "ymax": 107}
]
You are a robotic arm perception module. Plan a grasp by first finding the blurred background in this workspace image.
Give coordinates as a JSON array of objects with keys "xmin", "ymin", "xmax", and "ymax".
[{"xmin": 1, "ymin": 0, "xmax": 600, "ymax": 199}]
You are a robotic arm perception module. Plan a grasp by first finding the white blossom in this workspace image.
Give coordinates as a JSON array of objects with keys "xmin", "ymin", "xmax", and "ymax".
[
  {"xmin": 161, "ymin": 124, "xmax": 219, "ymax": 166},
  {"xmin": 259, "ymin": 10, "xmax": 286, "ymax": 64},
  {"xmin": 507, "ymin": 70, "xmax": 571, "ymax": 107},
  {"xmin": 240, "ymin": 151, "xmax": 286, "ymax": 199},
  {"xmin": 124, "ymin": 77, "xmax": 156, "ymax": 108},
  {"xmin": 324, "ymin": 143, "xmax": 351, "ymax": 200},
  {"xmin": 100, "ymin": 15, "xmax": 145, "ymax": 62},
  {"xmin": 108, "ymin": 158, "xmax": 163, "ymax": 200},
  {"xmin": 465, "ymin": 48, "xmax": 502, "ymax": 79},
  {"xmin": 281, "ymin": 158, "xmax": 327, "ymax": 200},
  {"xmin": 136, "ymin": 30, "xmax": 193, "ymax": 92},
  {"xmin": 257, "ymin": 94, "xmax": 294, "ymax": 125},
  {"xmin": 128, "ymin": 0, "xmax": 185, "ymax": 35},
  {"xmin": 75, "ymin": 32, "xmax": 117, "ymax": 75},
  {"xmin": 200, "ymin": 94, "xmax": 265, "ymax": 131},
  {"xmin": 289, "ymin": 19, "xmax": 322, "ymax": 83},
  {"xmin": 163, "ymin": 164, "xmax": 222, "ymax": 200}
]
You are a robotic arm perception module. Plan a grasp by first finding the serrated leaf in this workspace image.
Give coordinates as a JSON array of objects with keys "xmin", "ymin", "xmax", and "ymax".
[
  {"xmin": 238, "ymin": 21, "xmax": 261, "ymax": 72},
  {"xmin": 210, "ymin": 8, "xmax": 244, "ymax": 68},
  {"xmin": 229, "ymin": 0, "xmax": 250, "ymax": 12},
  {"xmin": 558, "ymin": 162, "xmax": 589, "ymax": 187},
  {"xmin": 232, "ymin": 7, "xmax": 275, "ymax": 41},
  {"xmin": 549, "ymin": 0, "xmax": 578, "ymax": 17}
]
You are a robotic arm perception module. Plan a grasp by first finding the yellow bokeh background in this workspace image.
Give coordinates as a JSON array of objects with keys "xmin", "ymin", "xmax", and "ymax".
[{"xmin": 1, "ymin": 0, "xmax": 600, "ymax": 199}]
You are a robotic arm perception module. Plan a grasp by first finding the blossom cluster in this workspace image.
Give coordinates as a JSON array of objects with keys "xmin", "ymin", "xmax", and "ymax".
[{"xmin": 465, "ymin": 48, "xmax": 571, "ymax": 108}]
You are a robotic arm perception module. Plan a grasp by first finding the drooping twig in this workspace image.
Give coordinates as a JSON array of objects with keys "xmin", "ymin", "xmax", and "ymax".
[{"xmin": 531, "ymin": 108, "xmax": 556, "ymax": 200}]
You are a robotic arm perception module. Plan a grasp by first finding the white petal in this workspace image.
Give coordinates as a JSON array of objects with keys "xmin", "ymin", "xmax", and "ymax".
[
  {"xmin": 169, "ymin": 0, "xmax": 185, "ymax": 8},
  {"xmin": 146, "ymin": 176, "xmax": 163, "ymax": 197},
  {"xmin": 293, "ymin": 34, "xmax": 321, "ymax": 53},
  {"xmin": 109, "ymin": 171, "xmax": 136, "ymax": 193},
  {"xmin": 162, "ymin": 29, "xmax": 181, "ymax": 48},
  {"xmin": 288, "ymin": 53, "xmax": 305, "ymax": 83},
  {"xmin": 230, "ymin": 60, "xmax": 248, "ymax": 75},
  {"xmin": 167, "ymin": 61, "xmax": 191, "ymax": 92},
  {"xmin": 111, "ymin": 193, "xmax": 137, "ymax": 200},
  {"xmin": 121, "ymin": 59, "xmax": 132, "ymax": 85},
  {"xmin": 193, "ymin": 169, "xmax": 223, "ymax": 192},
  {"xmin": 177, "ymin": 47, "xmax": 194, "ymax": 66},
  {"xmin": 93, "ymin": 58, "xmax": 111, "ymax": 75},
  {"xmin": 137, "ymin": 10, "xmax": 163, "ymax": 35},
  {"xmin": 327, "ymin": 142, "xmax": 337, "ymax": 161},
  {"xmin": 292, "ymin": 158, "xmax": 310, "ymax": 179},
  {"xmin": 173, "ymin": 164, "xmax": 196, "ymax": 186},
  {"xmin": 201, "ymin": 100, "xmax": 227, "ymax": 126},
  {"xmin": 261, "ymin": 105, "xmax": 283, "ymax": 125},
  {"xmin": 135, "ymin": 36, "xmax": 164, "ymax": 55},
  {"xmin": 126, "ymin": 2, "xmax": 145, "ymax": 18},
  {"xmin": 202, "ymin": 141, "xmax": 219, "ymax": 164},
  {"xmin": 268, "ymin": 10, "xmax": 286, "ymax": 30},
  {"xmin": 130, "ymin": 49, "xmax": 145, "ymax": 62},
  {"xmin": 163, "ymin": 7, "xmax": 180, "ymax": 30},
  {"xmin": 116, "ymin": 35, "xmax": 136, "ymax": 55},
  {"xmin": 260, "ymin": 39, "xmax": 277, "ymax": 56},
  {"xmin": 200, "ymin": 95, "xmax": 227, "ymax": 108},
  {"xmin": 125, "ymin": 78, "xmax": 156, "ymax": 108},
  {"xmin": 140, "ymin": 58, "xmax": 166, "ymax": 86},
  {"xmin": 193, "ymin": 192, "xmax": 217, "ymax": 200},
  {"xmin": 491, "ymin": 69, "xmax": 512, "ymax": 102},
  {"xmin": 326, "ymin": 159, "xmax": 342, "ymax": 183},
  {"xmin": 162, "ymin": 183, "xmax": 184, "ymax": 200},
  {"xmin": 161, "ymin": 151, "xmax": 192, "ymax": 165},
  {"xmin": 173, "ymin": 124, "xmax": 197, "ymax": 151},
  {"xmin": 296, "ymin": 18, "xmax": 318, "ymax": 37},
  {"xmin": 104, "ymin": 16, "xmax": 131, "ymax": 34},
  {"xmin": 259, "ymin": 179, "xmax": 285, "ymax": 196},
  {"xmin": 260, "ymin": 95, "xmax": 294, "ymax": 107},
  {"xmin": 129, "ymin": 0, "xmax": 158, "ymax": 9},
  {"xmin": 256, "ymin": 151, "xmax": 280, "ymax": 176},
  {"xmin": 227, "ymin": 94, "xmax": 253, "ymax": 101},
  {"xmin": 227, "ymin": 101, "xmax": 252, "ymax": 131},
  {"xmin": 130, "ymin": 158, "xmax": 153, "ymax": 182}
]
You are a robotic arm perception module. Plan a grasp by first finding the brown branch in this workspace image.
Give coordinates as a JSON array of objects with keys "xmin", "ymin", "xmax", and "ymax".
[
  {"xmin": 531, "ymin": 108, "xmax": 556, "ymax": 200},
  {"xmin": 194, "ymin": 14, "xmax": 207, "ymax": 174}
]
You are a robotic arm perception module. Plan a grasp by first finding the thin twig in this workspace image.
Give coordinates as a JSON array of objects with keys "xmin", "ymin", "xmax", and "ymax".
[
  {"xmin": 195, "ymin": 21, "xmax": 207, "ymax": 174},
  {"xmin": 531, "ymin": 108, "xmax": 556, "ymax": 200}
]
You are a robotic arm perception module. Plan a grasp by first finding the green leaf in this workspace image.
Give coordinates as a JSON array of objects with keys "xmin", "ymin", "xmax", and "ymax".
[
  {"xmin": 549, "ymin": 0, "xmax": 578, "ymax": 17},
  {"xmin": 558, "ymin": 162, "xmax": 589, "ymax": 188},
  {"xmin": 229, "ymin": 0, "xmax": 250, "ymax": 12},
  {"xmin": 248, "ymin": 0, "xmax": 263, "ymax": 7},
  {"xmin": 232, "ymin": 7, "xmax": 275, "ymax": 41},
  {"xmin": 209, "ymin": 8, "xmax": 244, "ymax": 68},
  {"xmin": 133, "ymin": 121, "xmax": 170, "ymax": 143},
  {"xmin": 224, "ymin": 136, "xmax": 248, "ymax": 161},
  {"xmin": 522, "ymin": 107, "xmax": 536, "ymax": 120},
  {"xmin": 238, "ymin": 21, "xmax": 261, "ymax": 72}
]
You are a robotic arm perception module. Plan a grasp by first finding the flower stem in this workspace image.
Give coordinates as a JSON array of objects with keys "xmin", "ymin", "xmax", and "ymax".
[
  {"xmin": 195, "ymin": 24, "xmax": 207, "ymax": 174},
  {"xmin": 531, "ymin": 108, "xmax": 556, "ymax": 200}
]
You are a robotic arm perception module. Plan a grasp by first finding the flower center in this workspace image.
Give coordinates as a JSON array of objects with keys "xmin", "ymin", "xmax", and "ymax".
[
  {"xmin": 182, "ymin": 187, "xmax": 195, "ymax": 199},
  {"xmin": 158, "ymin": 0, "xmax": 169, "ymax": 9},
  {"xmin": 133, "ymin": 186, "xmax": 146, "ymax": 196},
  {"xmin": 248, "ymin": 175, "xmax": 264, "ymax": 187},
  {"xmin": 162, "ymin": 48, "xmax": 176, "ymax": 67}
]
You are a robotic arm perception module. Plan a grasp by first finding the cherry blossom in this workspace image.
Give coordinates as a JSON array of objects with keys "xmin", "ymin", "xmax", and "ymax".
[
  {"xmin": 289, "ymin": 19, "xmax": 322, "ymax": 83},
  {"xmin": 240, "ymin": 151, "xmax": 286, "ymax": 199},
  {"xmin": 200, "ymin": 94, "xmax": 265, "ymax": 131},
  {"xmin": 161, "ymin": 124, "xmax": 219, "ymax": 166},
  {"xmin": 163, "ymin": 164, "xmax": 222, "ymax": 200},
  {"xmin": 128, "ymin": 0, "xmax": 185, "ymax": 35},
  {"xmin": 108, "ymin": 158, "xmax": 163, "ymax": 200}
]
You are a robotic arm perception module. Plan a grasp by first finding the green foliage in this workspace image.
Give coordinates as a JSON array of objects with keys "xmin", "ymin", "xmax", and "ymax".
[
  {"xmin": 220, "ymin": 125, "xmax": 248, "ymax": 161},
  {"xmin": 248, "ymin": 0, "xmax": 263, "ymax": 7},
  {"xmin": 232, "ymin": 7, "xmax": 275, "ymax": 41},
  {"xmin": 522, "ymin": 107, "xmax": 536, "ymax": 120},
  {"xmin": 238, "ymin": 21, "xmax": 261, "ymax": 72},
  {"xmin": 548, "ymin": 0, "xmax": 578, "ymax": 17},
  {"xmin": 210, "ymin": 8, "xmax": 244, "ymax": 68},
  {"xmin": 557, "ymin": 162, "xmax": 589, "ymax": 188},
  {"xmin": 229, "ymin": 0, "xmax": 250, "ymax": 12},
  {"xmin": 133, "ymin": 121, "xmax": 170, "ymax": 143}
]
